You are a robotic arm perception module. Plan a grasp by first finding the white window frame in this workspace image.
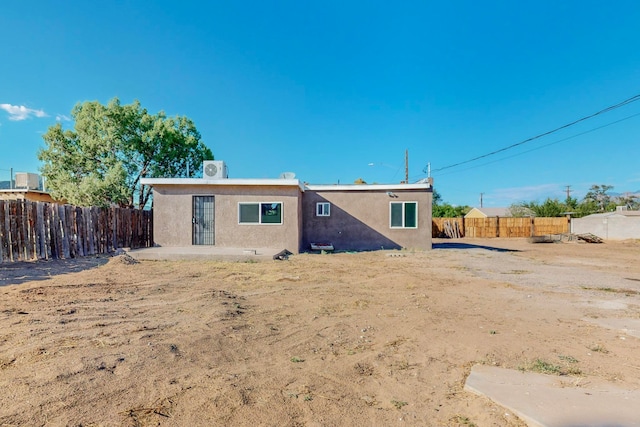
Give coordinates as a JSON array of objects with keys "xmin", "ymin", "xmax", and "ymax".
[
  {"xmin": 238, "ymin": 202, "xmax": 283, "ymax": 225},
  {"xmin": 389, "ymin": 201, "xmax": 418, "ymax": 229},
  {"xmin": 316, "ymin": 202, "xmax": 331, "ymax": 217}
]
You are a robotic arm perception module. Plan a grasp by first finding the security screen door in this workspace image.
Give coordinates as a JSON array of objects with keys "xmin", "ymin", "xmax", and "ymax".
[{"xmin": 192, "ymin": 196, "xmax": 215, "ymax": 245}]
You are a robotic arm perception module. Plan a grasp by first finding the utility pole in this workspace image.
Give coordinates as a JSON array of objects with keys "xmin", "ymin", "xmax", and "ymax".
[
  {"xmin": 565, "ymin": 185, "xmax": 572, "ymax": 200},
  {"xmin": 480, "ymin": 192, "xmax": 484, "ymax": 208},
  {"xmin": 404, "ymin": 149, "xmax": 409, "ymax": 184}
]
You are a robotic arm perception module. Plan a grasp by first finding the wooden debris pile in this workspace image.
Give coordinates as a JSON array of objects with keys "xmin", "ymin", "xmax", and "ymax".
[
  {"xmin": 576, "ymin": 233, "xmax": 604, "ymax": 243},
  {"xmin": 443, "ymin": 220, "xmax": 462, "ymax": 239}
]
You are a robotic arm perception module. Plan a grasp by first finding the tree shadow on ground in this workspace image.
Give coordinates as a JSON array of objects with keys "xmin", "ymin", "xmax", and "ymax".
[
  {"xmin": 433, "ymin": 242, "xmax": 520, "ymax": 252},
  {"xmin": 0, "ymin": 256, "xmax": 110, "ymax": 287}
]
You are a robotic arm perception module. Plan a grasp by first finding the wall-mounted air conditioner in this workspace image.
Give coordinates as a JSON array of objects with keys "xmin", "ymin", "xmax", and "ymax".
[{"xmin": 203, "ymin": 161, "xmax": 228, "ymax": 179}]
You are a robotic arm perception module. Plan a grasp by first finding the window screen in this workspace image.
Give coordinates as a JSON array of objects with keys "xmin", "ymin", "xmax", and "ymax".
[
  {"xmin": 316, "ymin": 202, "xmax": 330, "ymax": 216},
  {"xmin": 239, "ymin": 202, "xmax": 282, "ymax": 224},
  {"xmin": 261, "ymin": 203, "xmax": 282, "ymax": 223},
  {"xmin": 390, "ymin": 202, "xmax": 417, "ymax": 228},
  {"xmin": 239, "ymin": 203, "xmax": 260, "ymax": 223}
]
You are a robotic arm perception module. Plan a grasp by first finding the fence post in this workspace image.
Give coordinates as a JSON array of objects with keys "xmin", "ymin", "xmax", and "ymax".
[{"xmin": 530, "ymin": 217, "xmax": 535, "ymax": 237}]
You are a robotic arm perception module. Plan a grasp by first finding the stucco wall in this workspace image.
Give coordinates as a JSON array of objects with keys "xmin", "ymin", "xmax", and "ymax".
[
  {"xmin": 302, "ymin": 189, "xmax": 432, "ymax": 251},
  {"xmin": 152, "ymin": 184, "xmax": 302, "ymax": 251},
  {"xmin": 572, "ymin": 216, "xmax": 640, "ymax": 240}
]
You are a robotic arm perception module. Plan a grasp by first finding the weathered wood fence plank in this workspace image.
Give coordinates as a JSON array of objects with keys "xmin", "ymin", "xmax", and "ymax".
[
  {"xmin": 0, "ymin": 200, "xmax": 153, "ymax": 263},
  {"xmin": 433, "ymin": 216, "xmax": 569, "ymax": 238}
]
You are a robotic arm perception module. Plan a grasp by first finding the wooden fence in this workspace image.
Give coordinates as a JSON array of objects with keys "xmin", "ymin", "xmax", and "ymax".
[
  {"xmin": 433, "ymin": 217, "xmax": 569, "ymax": 238},
  {"xmin": 0, "ymin": 200, "xmax": 153, "ymax": 263}
]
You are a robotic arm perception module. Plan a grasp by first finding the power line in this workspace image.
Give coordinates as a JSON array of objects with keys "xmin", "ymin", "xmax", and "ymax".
[
  {"xmin": 431, "ymin": 93, "xmax": 640, "ymax": 173},
  {"xmin": 410, "ymin": 111, "xmax": 640, "ymax": 182},
  {"xmin": 429, "ymin": 111, "xmax": 640, "ymax": 179}
]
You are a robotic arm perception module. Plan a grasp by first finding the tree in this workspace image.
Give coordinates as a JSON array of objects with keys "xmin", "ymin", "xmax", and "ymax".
[
  {"xmin": 431, "ymin": 188, "xmax": 470, "ymax": 217},
  {"xmin": 510, "ymin": 198, "xmax": 566, "ymax": 217},
  {"xmin": 616, "ymin": 193, "xmax": 639, "ymax": 210},
  {"xmin": 39, "ymin": 98, "xmax": 213, "ymax": 208},
  {"xmin": 508, "ymin": 203, "xmax": 534, "ymax": 217},
  {"xmin": 584, "ymin": 184, "xmax": 614, "ymax": 212}
]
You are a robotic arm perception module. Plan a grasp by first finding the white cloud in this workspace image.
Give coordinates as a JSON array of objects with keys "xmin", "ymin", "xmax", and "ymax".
[
  {"xmin": 56, "ymin": 114, "xmax": 71, "ymax": 122},
  {"xmin": 0, "ymin": 103, "xmax": 48, "ymax": 121}
]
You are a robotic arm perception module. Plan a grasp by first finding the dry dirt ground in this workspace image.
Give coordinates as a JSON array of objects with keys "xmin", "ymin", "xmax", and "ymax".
[{"xmin": 1, "ymin": 238, "xmax": 639, "ymax": 426}]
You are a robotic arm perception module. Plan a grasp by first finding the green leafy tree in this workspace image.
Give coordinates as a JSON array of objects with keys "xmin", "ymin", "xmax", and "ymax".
[
  {"xmin": 510, "ymin": 198, "xmax": 566, "ymax": 217},
  {"xmin": 508, "ymin": 203, "xmax": 534, "ymax": 217},
  {"xmin": 431, "ymin": 188, "xmax": 470, "ymax": 217},
  {"xmin": 584, "ymin": 184, "xmax": 614, "ymax": 212},
  {"xmin": 564, "ymin": 196, "xmax": 579, "ymax": 211},
  {"xmin": 574, "ymin": 199, "xmax": 599, "ymax": 217},
  {"xmin": 615, "ymin": 193, "xmax": 639, "ymax": 210},
  {"xmin": 39, "ymin": 98, "xmax": 213, "ymax": 208}
]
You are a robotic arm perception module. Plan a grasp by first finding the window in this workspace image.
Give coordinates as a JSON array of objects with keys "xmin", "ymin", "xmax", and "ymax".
[
  {"xmin": 390, "ymin": 202, "xmax": 417, "ymax": 228},
  {"xmin": 239, "ymin": 202, "xmax": 282, "ymax": 224},
  {"xmin": 316, "ymin": 202, "xmax": 331, "ymax": 216}
]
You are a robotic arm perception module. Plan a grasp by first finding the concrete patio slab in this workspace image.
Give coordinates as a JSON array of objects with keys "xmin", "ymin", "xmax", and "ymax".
[
  {"xmin": 127, "ymin": 246, "xmax": 285, "ymax": 262},
  {"xmin": 465, "ymin": 365, "xmax": 640, "ymax": 427}
]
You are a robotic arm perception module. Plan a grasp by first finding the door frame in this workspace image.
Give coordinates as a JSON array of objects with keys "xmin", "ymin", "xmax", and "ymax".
[{"xmin": 192, "ymin": 195, "xmax": 215, "ymax": 245}]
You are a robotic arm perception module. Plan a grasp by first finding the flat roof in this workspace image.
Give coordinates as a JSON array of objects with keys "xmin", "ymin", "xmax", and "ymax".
[
  {"xmin": 141, "ymin": 178, "xmax": 431, "ymax": 192},
  {"xmin": 0, "ymin": 189, "xmax": 49, "ymax": 194},
  {"xmin": 305, "ymin": 183, "xmax": 431, "ymax": 191},
  {"xmin": 141, "ymin": 178, "xmax": 304, "ymax": 190}
]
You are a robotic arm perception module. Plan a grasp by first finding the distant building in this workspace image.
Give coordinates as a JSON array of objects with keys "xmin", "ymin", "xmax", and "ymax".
[
  {"xmin": 0, "ymin": 189, "xmax": 59, "ymax": 203},
  {"xmin": 572, "ymin": 206, "xmax": 640, "ymax": 240},
  {"xmin": 464, "ymin": 207, "xmax": 512, "ymax": 218}
]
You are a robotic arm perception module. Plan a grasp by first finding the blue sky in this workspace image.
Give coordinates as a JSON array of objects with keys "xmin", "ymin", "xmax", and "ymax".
[{"xmin": 1, "ymin": 1, "xmax": 639, "ymax": 207}]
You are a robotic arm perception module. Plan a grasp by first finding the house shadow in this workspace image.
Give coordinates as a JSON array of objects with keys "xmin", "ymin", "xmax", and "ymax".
[
  {"xmin": 433, "ymin": 241, "xmax": 520, "ymax": 252},
  {"xmin": 302, "ymin": 195, "xmax": 405, "ymax": 253},
  {"xmin": 0, "ymin": 256, "xmax": 110, "ymax": 287}
]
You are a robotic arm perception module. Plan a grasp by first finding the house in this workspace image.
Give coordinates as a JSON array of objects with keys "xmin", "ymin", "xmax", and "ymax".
[
  {"xmin": 464, "ymin": 207, "xmax": 512, "ymax": 218},
  {"xmin": 571, "ymin": 206, "xmax": 640, "ymax": 240},
  {"xmin": 140, "ymin": 161, "xmax": 432, "ymax": 253},
  {"xmin": 0, "ymin": 189, "xmax": 58, "ymax": 203},
  {"xmin": 0, "ymin": 172, "xmax": 59, "ymax": 203}
]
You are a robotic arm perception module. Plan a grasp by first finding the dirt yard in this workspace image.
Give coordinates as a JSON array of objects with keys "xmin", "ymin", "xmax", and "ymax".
[{"xmin": 1, "ymin": 238, "xmax": 639, "ymax": 426}]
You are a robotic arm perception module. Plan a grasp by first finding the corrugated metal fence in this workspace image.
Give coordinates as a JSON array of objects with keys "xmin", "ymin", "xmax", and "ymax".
[
  {"xmin": 0, "ymin": 200, "xmax": 153, "ymax": 263},
  {"xmin": 433, "ymin": 217, "xmax": 569, "ymax": 238}
]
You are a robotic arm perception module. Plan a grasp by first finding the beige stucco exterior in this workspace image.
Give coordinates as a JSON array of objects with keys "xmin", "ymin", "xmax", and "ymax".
[
  {"xmin": 303, "ymin": 187, "xmax": 432, "ymax": 251},
  {"xmin": 151, "ymin": 182, "xmax": 302, "ymax": 250},
  {"xmin": 143, "ymin": 178, "xmax": 432, "ymax": 253}
]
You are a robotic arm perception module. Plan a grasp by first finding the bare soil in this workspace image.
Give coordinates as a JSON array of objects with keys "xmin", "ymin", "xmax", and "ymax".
[{"xmin": 1, "ymin": 238, "xmax": 639, "ymax": 426}]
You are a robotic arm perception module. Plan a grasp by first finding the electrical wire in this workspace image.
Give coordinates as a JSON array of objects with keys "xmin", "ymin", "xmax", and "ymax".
[
  {"xmin": 434, "ymin": 111, "xmax": 640, "ymax": 178},
  {"xmin": 430, "ymin": 93, "xmax": 640, "ymax": 173},
  {"xmin": 409, "ymin": 110, "xmax": 640, "ymax": 182}
]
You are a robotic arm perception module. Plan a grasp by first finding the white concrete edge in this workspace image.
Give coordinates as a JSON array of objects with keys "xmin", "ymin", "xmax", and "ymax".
[
  {"xmin": 140, "ymin": 178, "xmax": 431, "ymax": 193},
  {"xmin": 140, "ymin": 178, "xmax": 305, "ymax": 191},
  {"xmin": 305, "ymin": 183, "xmax": 431, "ymax": 191}
]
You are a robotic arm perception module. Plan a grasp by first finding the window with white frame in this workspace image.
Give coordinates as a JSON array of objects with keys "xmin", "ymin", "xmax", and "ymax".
[
  {"xmin": 316, "ymin": 202, "xmax": 331, "ymax": 217},
  {"xmin": 239, "ymin": 202, "xmax": 282, "ymax": 224},
  {"xmin": 390, "ymin": 201, "xmax": 417, "ymax": 228}
]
